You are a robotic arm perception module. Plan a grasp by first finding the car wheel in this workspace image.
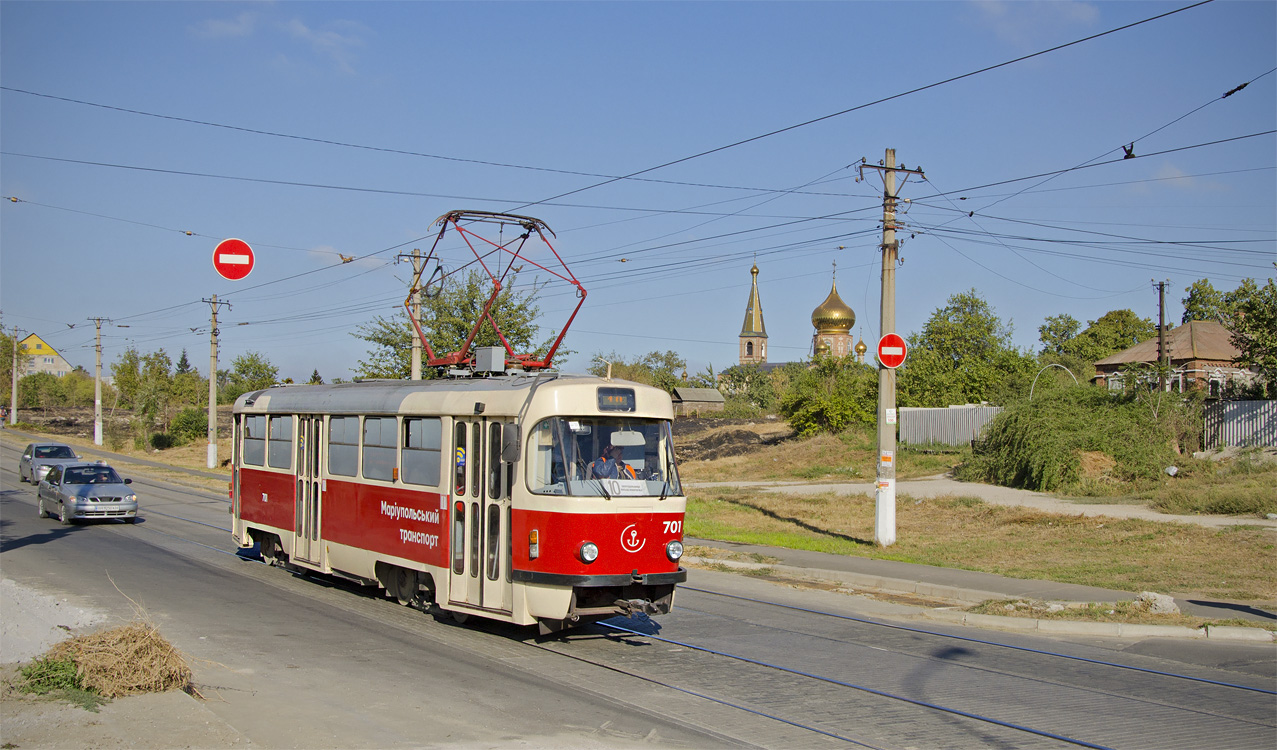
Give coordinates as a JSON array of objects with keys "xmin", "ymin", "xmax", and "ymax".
[
  {"xmin": 58, "ymin": 502, "xmax": 72, "ymax": 526},
  {"xmin": 37, "ymin": 498, "xmax": 48, "ymax": 519}
]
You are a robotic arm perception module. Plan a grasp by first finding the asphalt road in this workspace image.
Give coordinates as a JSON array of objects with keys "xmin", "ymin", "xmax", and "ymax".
[{"xmin": 2, "ymin": 437, "xmax": 1274, "ymax": 749}]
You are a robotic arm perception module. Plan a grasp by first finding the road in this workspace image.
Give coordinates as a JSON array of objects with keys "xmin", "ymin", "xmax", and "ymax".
[{"xmin": 2, "ymin": 438, "xmax": 1274, "ymax": 749}]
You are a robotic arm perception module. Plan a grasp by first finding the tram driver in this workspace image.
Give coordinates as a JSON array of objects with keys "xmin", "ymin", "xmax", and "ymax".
[{"xmin": 589, "ymin": 443, "xmax": 636, "ymax": 480}]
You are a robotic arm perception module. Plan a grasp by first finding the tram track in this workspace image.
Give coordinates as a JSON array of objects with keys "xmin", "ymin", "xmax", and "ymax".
[{"xmin": 4, "ymin": 448, "xmax": 1274, "ymax": 749}]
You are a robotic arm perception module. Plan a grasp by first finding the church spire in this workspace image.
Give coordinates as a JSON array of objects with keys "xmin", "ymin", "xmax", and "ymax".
[{"xmin": 739, "ymin": 263, "xmax": 768, "ymax": 364}]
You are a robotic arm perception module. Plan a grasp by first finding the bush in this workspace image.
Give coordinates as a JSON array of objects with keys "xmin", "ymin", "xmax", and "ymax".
[
  {"xmin": 777, "ymin": 358, "xmax": 877, "ymax": 437},
  {"xmin": 170, "ymin": 408, "xmax": 208, "ymax": 444},
  {"xmin": 956, "ymin": 388, "xmax": 1182, "ymax": 491},
  {"xmin": 149, "ymin": 433, "xmax": 176, "ymax": 450}
]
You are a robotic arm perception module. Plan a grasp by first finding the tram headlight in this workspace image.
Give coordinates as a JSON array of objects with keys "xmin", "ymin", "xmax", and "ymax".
[
  {"xmin": 666, "ymin": 539, "xmax": 684, "ymax": 562},
  {"xmin": 578, "ymin": 542, "xmax": 599, "ymax": 564}
]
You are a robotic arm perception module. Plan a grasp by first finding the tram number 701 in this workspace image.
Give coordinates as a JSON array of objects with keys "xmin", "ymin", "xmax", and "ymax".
[{"xmin": 663, "ymin": 520, "xmax": 682, "ymax": 534}]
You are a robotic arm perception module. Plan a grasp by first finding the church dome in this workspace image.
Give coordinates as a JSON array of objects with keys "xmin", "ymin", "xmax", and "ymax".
[{"xmin": 811, "ymin": 281, "xmax": 855, "ymax": 334}]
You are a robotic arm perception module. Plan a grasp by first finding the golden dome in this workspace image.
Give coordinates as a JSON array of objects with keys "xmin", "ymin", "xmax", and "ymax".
[
  {"xmin": 854, "ymin": 338, "xmax": 868, "ymax": 355},
  {"xmin": 811, "ymin": 280, "xmax": 855, "ymax": 334},
  {"xmin": 814, "ymin": 340, "xmax": 832, "ymax": 356}
]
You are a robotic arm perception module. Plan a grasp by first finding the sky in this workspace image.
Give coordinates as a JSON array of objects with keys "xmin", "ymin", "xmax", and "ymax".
[{"xmin": 2, "ymin": 0, "xmax": 1274, "ymax": 383}]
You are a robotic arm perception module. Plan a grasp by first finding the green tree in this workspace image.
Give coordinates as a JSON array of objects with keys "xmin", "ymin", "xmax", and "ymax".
[
  {"xmin": 223, "ymin": 352, "xmax": 279, "ymax": 402},
  {"xmin": 353, "ymin": 269, "xmax": 558, "ymax": 378},
  {"xmin": 898, "ymin": 290, "xmax": 1035, "ymax": 407},
  {"xmin": 778, "ymin": 357, "xmax": 877, "ymax": 436},
  {"xmin": 719, "ymin": 363, "xmax": 776, "ymax": 410},
  {"xmin": 1063, "ymin": 309, "xmax": 1155, "ymax": 363},
  {"xmin": 175, "ymin": 349, "xmax": 193, "ymax": 375},
  {"xmin": 0, "ymin": 321, "xmax": 30, "ymax": 395},
  {"xmin": 1181, "ymin": 279, "xmax": 1228, "ymax": 323},
  {"xmin": 1038, "ymin": 313, "xmax": 1081, "ymax": 355},
  {"xmin": 18, "ymin": 372, "xmax": 66, "ymax": 408},
  {"xmin": 1223, "ymin": 276, "xmax": 1277, "ymax": 396},
  {"xmin": 588, "ymin": 350, "xmax": 686, "ymax": 393},
  {"xmin": 308, "ymin": 369, "xmax": 324, "ymax": 385}
]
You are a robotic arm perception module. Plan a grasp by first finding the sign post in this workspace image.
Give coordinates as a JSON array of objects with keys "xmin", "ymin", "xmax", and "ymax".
[{"xmin": 213, "ymin": 239, "xmax": 255, "ymax": 281}]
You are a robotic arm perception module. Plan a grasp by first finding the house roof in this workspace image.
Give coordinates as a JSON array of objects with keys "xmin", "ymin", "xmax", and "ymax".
[{"xmin": 1094, "ymin": 320, "xmax": 1240, "ymax": 367}]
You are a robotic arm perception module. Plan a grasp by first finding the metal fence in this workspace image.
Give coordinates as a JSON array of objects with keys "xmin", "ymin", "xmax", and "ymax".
[
  {"xmin": 899, "ymin": 405, "xmax": 1003, "ymax": 446},
  {"xmin": 1203, "ymin": 399, "xmax": 1277, "ymax": 449}
]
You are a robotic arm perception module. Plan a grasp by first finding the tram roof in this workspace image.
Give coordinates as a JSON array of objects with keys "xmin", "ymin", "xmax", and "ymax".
[{"xmin": 232, "ymin": 373, "xmax": 663, "ymax": 416}]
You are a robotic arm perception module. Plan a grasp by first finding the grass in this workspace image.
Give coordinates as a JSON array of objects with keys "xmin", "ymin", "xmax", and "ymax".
[
  {"xmin": 686, "ymin": 487, "xmax": 1277, "ymax": 602},
  {"xmin": 17, "ymin": 656, "xmax": 108, "ymax": 712}
]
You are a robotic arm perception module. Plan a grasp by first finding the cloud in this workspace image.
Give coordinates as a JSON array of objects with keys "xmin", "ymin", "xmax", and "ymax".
[
  {"xmin": 970, "ymin": 0, "xmax": 1099, "ymax": 48},
  {"xmin": 1149, "ymin": 163, "xmax": 1226, "ymax": 193},
  {"xmin": 281, "ymin": 18, "xmax": 369, "ymax": 74},
  {"xmin": 191, "ymin": 11, "xmax": 260, "ymax": 39}
]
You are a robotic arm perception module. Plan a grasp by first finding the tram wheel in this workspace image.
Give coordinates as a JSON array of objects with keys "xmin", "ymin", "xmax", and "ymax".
[{"xmin": 393, "ymin": 568, "xmax": 418, "ymax": 606}]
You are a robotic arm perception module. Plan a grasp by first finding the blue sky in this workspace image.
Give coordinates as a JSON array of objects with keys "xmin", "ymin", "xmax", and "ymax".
[{"xmin": 2, "ymin": 1, "xmax": 1274, "ymax": 382}]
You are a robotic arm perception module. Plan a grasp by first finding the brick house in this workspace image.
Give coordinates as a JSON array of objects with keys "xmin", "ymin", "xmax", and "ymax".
[{"xmin": 1092, "ymin": 320, "xmax": 1259, "ymax": 396}]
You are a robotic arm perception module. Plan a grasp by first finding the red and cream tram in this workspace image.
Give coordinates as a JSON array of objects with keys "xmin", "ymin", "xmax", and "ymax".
[{"xmin": 231, "ymin": 372, "xmax": 687, "ymax": 633}]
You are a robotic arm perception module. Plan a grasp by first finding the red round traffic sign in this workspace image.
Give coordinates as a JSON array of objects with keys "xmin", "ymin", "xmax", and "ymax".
[
  {"xmin": 213, "ymin": 238, "xmax": 255, "ymax": 281},
  {"xmin": 877, "ymin": 333, "xmax": 908, "ymax": 368}
]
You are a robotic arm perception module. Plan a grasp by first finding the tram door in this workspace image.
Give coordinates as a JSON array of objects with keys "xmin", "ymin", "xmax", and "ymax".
[
  {"xmin": 293, "ymin": 415, "xmax": 323, "ymax": 565},
  {"xmin": 449, "ymin": 418, "xmax": 513, "ymax": 613}
]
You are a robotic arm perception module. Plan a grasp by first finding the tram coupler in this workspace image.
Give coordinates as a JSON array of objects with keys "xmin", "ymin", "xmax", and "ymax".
[{"xmin": 614, "ymin": 598, "xmax": 660, "ymax": 617}]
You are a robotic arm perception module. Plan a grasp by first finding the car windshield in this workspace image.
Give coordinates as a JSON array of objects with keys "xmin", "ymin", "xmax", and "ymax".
[
  {"xmin": 35, "ymin": 446, "xmax": 75, "ymax": 459},
  {"xmin": 64, "ymin": 467, "xmax": 123, "ymax": 485},
  {"xmin": 528, "ymin": 416, "xmax": 682, "ymax": 497}
]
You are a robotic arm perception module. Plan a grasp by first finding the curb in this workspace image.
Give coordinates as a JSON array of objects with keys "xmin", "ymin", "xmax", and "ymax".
[{"xmin": 685, "ymin": 557, "xmax": 1277, "ymax": 642}]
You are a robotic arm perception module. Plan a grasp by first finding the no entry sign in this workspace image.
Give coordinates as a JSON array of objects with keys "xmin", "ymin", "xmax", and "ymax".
[
  {"xmin": 877, "ymin": 333, "xmax": 908, "ymax": 368},
  {"xmin": 213, "ymin": 239, "xmax": 255, "ymax": 281}
]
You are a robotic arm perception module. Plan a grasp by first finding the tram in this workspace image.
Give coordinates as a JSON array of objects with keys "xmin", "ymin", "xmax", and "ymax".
[{"xmin": 230, "ymin": 367, "xmax": 688, "ymax": 633}]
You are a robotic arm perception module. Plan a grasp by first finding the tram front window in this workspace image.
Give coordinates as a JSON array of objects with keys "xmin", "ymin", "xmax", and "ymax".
[{"xmin": 528, "ymin": 417, "xmax": 682, "ymax": 497}]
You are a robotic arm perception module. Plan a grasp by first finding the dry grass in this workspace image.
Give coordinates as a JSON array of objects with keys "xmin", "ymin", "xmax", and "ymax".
[
  {"xmin": 45, "ymin": 621, "xmax": 194, "ymax": 699},
  {"xmin": 967, "ymin": 599, "xmax": 1269, "ymax": 629},
  {"xmin": 679, "ymin": 428, "xmax": 958, "ymax": 483},
  {"xmin": 687, "ymin": 488, "xmax": 1277, "ymax": 602}
]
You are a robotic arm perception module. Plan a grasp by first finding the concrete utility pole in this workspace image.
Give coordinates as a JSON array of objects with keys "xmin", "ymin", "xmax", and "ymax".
[
  {"xmin": 411, "ymin": 249, "xmax": 423, "ymax": 380},
  {"xmin": 88, "ymin": 318, "xmax": 110, "ymax": 445},
  {"xmin": 203, "ymin": 296, "xmax": 231, "ymax": 469},
  {"xmin": 860, "ymin": 149, "xmax": 924, "ymax": 547},
  {"xmin": 9, "ymin": 325, "xmax": 20, "ymax": 426}
]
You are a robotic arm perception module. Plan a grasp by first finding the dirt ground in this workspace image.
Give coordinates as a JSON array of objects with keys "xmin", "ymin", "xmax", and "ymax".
[{"xmin": 0, "ymin": 579, "xmax": 247, "ymax": 749}]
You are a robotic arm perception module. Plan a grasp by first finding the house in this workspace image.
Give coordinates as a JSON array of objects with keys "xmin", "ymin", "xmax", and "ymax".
[
  {"xmin": 671, "ymin": 387, "xmax": 726, "ymax": 416},
  {"xmin": 1092, "ymin": 320, "xmax": 1258, "ymax": 396},
  {"xmin": 18, "ymin": 334, "xmax": 73, "ymax": 378}
]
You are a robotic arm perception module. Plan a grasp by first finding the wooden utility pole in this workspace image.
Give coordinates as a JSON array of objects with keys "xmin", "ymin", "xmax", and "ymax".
[
  {"xmin": 1155, "ymin": 279, "xmax": 1169, "ymax": 391},
  {"xmin": 859, "ymin": 149, "xmax": 924, "ymax": 547},
  {"xmin": 203, "ymin": 296, "xmax": 231, "ymax": 469}
]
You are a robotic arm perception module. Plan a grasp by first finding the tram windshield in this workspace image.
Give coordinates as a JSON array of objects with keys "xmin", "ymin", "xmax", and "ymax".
[{"xmin": 528, "ymin": 417, "xmax": 682, "ymax": 498}]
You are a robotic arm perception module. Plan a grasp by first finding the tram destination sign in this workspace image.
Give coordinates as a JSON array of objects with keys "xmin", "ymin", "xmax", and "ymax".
[{"xmin": 213, "ymin": 238, "xmax": 255, "ymax": 281}]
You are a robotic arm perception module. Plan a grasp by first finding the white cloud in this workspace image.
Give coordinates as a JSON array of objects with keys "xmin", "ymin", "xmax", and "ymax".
[
  {"xmin": 970, "ymin": 0, "xmax": 1099, "ymax": 48},
  {"xmin": 281, "ymin": 18, "xmax": 369, "ymax": 74},
  {"xmin": 191, "ymin": 11, "xmax": 260, "ymax": 39}
]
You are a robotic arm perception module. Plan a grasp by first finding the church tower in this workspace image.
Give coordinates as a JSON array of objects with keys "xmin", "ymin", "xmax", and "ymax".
[
  {"xmin": 811, "ymin": 265, "xmax": 855, "ymax": 358},
  {"xmin": 739, "ymin": 263, "xmax": 768, "ymax": 365}
]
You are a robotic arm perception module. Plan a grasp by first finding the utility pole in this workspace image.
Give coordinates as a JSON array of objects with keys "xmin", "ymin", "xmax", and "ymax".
[
  {"xmin": 398, "ymin": 249, "xmax": 426, "ymax": 380},
  {"xmin": 203, "ymin": 296, "xmax": 231, "ymax": 469},
  {"xmin": 860, "ymin": 149, "xmax": 924, "ymax": 547},
  {"xmin": 1155, "ymin": 279, "xmax": 1169, "ymax": 391},
  {"xmin": 88, "ymin": 317, "xmax": 110, "ymax": 445},
  {"xmin": 8, "ymin": 325, "xmax": 21, "ymax": 426}
]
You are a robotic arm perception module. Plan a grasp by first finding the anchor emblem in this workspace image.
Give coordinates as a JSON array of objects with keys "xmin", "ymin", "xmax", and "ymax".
[{"xmin": 620, "ymin": 524, "xmax": 645, "ymax": 553}]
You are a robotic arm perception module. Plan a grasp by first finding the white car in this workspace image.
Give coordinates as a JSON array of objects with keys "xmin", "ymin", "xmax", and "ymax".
[{"xmin": 18, "ymin": 442, "xmax": 79, "ymax": 484}]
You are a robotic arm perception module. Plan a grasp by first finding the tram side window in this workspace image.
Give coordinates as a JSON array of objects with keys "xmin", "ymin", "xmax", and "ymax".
[
  {"xmin": 454, "ymin": 423, "xmax": 466, "ymax": 494},
  {"xmin": 328, "ymin": 416, "xmax": 359, "ymax": 477},
  {"xmin": 488, "ymin": 423, "xmax": 503, "ymax": 499},
  {"xmin": 243, "ymin": 415, "xmax": 266, "ymax": 467},
  {"xmin": 267, "ymin": 416, "xmax": 293, "ymax": 470},
  {"xmin": 403, "ymin": 417, "xmax": 442, "ymax": 486},
  {"xmin": 363, "ymin": 417, "xmax": 397, "ymax": 482}
]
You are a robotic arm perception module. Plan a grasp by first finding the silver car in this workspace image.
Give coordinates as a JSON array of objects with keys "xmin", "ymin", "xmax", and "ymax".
[
  {"xmin": 19, "ymin": 442, "xmax": 80, "ymax": 484},
  {"xmin": 38, "ymin": 462, "xmax": 139, "ymax": 525}
]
